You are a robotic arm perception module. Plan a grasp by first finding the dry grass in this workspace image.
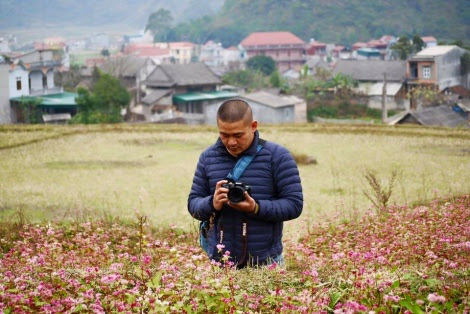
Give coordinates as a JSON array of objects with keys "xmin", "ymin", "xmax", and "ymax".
[{"xmin": 0, "ymin": 123, "xmax": 469, "ymax": 232}]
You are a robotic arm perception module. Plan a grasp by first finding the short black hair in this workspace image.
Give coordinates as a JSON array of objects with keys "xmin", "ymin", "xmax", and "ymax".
[{"xmin": 217, "ymin": 99, "xmax": 253, "ymax": 124}]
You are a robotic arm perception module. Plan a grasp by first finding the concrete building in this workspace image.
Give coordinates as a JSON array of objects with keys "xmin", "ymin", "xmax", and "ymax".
[
  {"xmin": 407, "ymin": 45, "xmax": 469, "ymax": 91},
  {"xmin": 1, "ymin": 50, "xmax": 76, "ymax": 124},
  {"xmin": 240, "ymin": 31, "xmax": 306, "ymax": 72},
  {"xmin": 0, "ymin": 37, "xmax": 10, "ymax": 53},
  {"xmin": 204, "ymin": 90, "xmax": 306, "ymax": 125}
]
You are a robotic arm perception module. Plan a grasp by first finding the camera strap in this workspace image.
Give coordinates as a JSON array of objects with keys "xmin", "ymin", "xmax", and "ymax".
[{"xmin": 226, "ymin": 141, "xmax": 264, "ymax": 182}]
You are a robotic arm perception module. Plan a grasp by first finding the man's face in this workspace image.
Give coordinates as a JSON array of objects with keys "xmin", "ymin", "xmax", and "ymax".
[{"xmin": 217, "ymin": 118, "xmax": 257, "ymax": 157}]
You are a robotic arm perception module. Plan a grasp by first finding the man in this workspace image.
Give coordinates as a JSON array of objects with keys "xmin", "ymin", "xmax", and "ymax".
[{"xmin": 188, "ymin": 99, "xmax": 303, "ymax": 268}]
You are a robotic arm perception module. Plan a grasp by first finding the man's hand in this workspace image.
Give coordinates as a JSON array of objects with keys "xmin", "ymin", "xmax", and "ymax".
[
  {"xmin": 228, "ymin": 191, "xmax": 256, "ymax": 214},
  {"xmin": 213, "ymin": 180, "xmax": 229, "ymax": 211},
  {"xmin": 213, "ymin": 180, "xmax": 257, "ymax": 214}
]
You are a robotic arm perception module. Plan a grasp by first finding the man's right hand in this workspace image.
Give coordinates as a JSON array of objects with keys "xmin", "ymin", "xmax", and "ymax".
[{"xmin": 213, "ymin": 180, "xmax": 229, "ymax": 211}]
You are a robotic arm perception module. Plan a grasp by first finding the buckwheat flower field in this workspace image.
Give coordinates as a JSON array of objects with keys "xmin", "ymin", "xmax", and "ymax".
[{"xmin": 0, "ymin": 123, "xmax": 469, "ymax": 313}]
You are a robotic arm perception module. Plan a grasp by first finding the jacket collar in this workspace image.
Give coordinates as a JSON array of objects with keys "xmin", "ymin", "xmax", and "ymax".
[{"xmin": 215, "ymin": 130, "xmax": 260, "ymax": 157}]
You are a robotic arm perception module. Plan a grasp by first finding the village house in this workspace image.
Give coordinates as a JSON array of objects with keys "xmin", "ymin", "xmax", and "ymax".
[
  {"xmin": 140, "ymin": 62, "xmax": 237, "ymax": 123},
  {"xmin": 0, "ymin": 37, "xmax": 10, "ymax": 53},
  {"xmin": 199, "ymin": 42, "xmax": 243, "ymax": 76},
  {"xmin": 199, "ymin": 41, "xmax": 224, "ymax": 67},
  {"xmin": 203, "ymin": 90, "xmax": 307, "ymax": 125},
  {"xmin": 123, "ymin": 43, "xmax": 172, "ymax": 64},
  {"xmin": 421, "ymin": 36, "xmax": 438, "ymax": 48},
  {"xmin": 305, "ymin": 55, "xmax": 330, "ymax": 76},
  {"xmin": 123, "ymin": 31, "xmax": 154, "ymax": 45},
  {"xmin": 333, "ymin": 59, "xmax": 409, "ymax": 110},
  {"xmin": 306, "ymin": 40, "xmax": 327, "ymax": 58},
  {"xmin": 387, "ymin": 105, "xmax": 469, "ymax": 128},
  {"xmin": 154, "ymin": 42, "xmax": 197, "ymax": 65},
  {"xmin": 0, "ymin": 49, "xmax": 77, "ymax": 124},
  {"xmin": 240, "ymin": 31, "xmax": 306, "ymax": 72},
  {"xmin": 407, "ymin": 45, "xmax": 469, "ymax": 110},
  {"xmin": 407, "ymin": 45, "xmax": 468, "ymax": 92}
]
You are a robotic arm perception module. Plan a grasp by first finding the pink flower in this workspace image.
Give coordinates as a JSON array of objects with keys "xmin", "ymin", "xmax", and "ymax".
[
  {"xmin": 427, "ymin": 293, "xmax": 446, "ymax": 303},
  {"xmin": 216, "ymin": 244, "xmax": 225, "ymax": 251},
  {"xmin": 101, "ymin": 274, "xmax": 121, "ymax": 284}
]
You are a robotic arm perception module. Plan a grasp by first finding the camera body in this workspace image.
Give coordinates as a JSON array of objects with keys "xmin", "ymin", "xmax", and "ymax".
[{"xmin": 222, "ymin": 180, "xmax": 252, "ymax": 203}]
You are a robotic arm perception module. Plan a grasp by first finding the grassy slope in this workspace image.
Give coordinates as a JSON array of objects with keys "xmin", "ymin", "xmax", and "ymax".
[{"xmin": 0, "ymin": 123, "xmax": 469, "ymax": 231}]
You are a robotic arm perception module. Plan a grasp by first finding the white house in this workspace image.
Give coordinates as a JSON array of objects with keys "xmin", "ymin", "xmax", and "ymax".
[
  {"xmin": 0, "ymin": 49, "xmax": 76, "ymax": 124},
  {"xmin": 0, "ymin": 61, "xmax": 30, "ymax": 123},
  {"xmin": 0, "ymin": 37, "xmax": 9, "ymax": 53}
]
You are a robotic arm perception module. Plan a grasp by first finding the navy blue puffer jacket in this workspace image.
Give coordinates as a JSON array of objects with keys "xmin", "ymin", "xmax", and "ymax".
[{"xmin": 188, "ymin": 131, "xmax": 303, "ymax": 266}]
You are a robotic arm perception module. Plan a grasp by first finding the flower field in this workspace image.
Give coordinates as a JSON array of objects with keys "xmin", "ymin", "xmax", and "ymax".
[{"xmin": 1, "ymin": 195, "xmax": 469, "ymax": 313}]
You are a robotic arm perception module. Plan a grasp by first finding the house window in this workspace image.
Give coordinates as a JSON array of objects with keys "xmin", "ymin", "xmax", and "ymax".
[
  {"xmin": 422, "ymin": 67, "xmax": 431, "ymax": 79},
  {"xmin": 16, "ymin": 77, "xmax": 22, "ymax": 90},
  {"xmin": 43, "ymin": 75, "xmax": 48, "ymax": 88}
]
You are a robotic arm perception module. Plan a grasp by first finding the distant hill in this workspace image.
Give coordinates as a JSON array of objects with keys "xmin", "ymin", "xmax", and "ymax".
[
  {"xmin": 165, "ymin": 0, "xmax": 470, "ymax": 47},
  {"xmin": 0, "ymin": 0, "xmax": 223, "ymax": 34},
  {"xmin": 1, "ymin": 0, "xmax": 468, "ymax": 47}
]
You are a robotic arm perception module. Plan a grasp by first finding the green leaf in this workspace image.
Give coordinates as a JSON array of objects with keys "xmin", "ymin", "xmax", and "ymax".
[
  {"xmin": 391, "ymin": 280, "xmax": 400, "ymax": 289},
  {"xmin": 148, "ymin": 271, "xmax": 162, "ymax": 288},
  {"xmin": 125, "ymin": 293, "xmax": 136, "ymax": 304},
  {"xmin": 329, "ymin": 291, "xmax": 343, "ymax": 309}
]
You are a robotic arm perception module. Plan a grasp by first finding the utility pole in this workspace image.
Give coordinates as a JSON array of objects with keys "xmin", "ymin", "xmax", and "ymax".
[{"xmin": 382, "ymin": 73, "xmax": 387, "ymax": 123}]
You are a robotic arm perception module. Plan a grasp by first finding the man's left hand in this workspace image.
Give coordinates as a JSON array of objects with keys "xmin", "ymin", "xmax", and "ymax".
[{"xmin": 228, "ymin": 192, "xmax": 256, "ymax": 214}]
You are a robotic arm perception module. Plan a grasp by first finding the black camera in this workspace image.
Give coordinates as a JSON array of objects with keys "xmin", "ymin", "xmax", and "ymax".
[{"xmin": 222, "ymin": 180, "xmax": 252, "ymax": 203}]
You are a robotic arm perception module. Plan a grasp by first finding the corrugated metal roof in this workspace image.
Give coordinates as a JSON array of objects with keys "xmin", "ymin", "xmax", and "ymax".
[
  {"xmin": 172, "ymin": 90, "xmax": 238, "ymax": 102},
  {"xmin": 10, "ymin": 92, "xmax": 77, "ymax": 107}
]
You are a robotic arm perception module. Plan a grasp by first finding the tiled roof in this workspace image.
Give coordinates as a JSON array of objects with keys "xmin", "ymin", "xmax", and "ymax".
[
  {"xmin": 145, "ymin": 63, "xmax": 220, "ymax": 87},
  {"xmin": 240, "ymin": 31, "xmax": 305, "ymax": 47},
  {"xmin": 352, "ymin": 42, "xmax": 368, "ymax": 50},
  {"xmin": 412, "ymin": 106, "xmax": 469, "ymax": 128},
  {"xmin": 333, "ymin": 60, "xmax": 406, "ymax": 82},
  {"xmin": 421, "ymin": 36, "xmax": 437, "ymax": 42},
  {"xmin": 333, "ymin": 45, "xmax": 345, "ymax": 52},
  {"xmin": 308, "ymin": 41, "xmax": 327, "ymax": 48},
  {"xmin": 368, "ymin": 40, "xmax": 387, "ymax": 48}
]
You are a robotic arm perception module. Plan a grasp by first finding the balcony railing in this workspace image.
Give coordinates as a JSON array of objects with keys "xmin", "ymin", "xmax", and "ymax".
[{"xmin": 30, "ymin": 86, "xmax": 63, "ymax": 96}]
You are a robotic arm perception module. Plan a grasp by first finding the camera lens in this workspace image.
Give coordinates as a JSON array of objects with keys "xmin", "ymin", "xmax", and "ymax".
[{"xmin": 228, "ymin": 186, "xmax": 245, "ymax": 203}]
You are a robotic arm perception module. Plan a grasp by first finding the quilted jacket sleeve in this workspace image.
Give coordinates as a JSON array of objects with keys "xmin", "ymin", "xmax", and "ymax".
[
  {"xmin": 187, "ymin": 152, "xmax": 215, "ymax": 221},
  {"xmin": 256, "ymin": 147, "xmax": 303, "ymax": 222}
]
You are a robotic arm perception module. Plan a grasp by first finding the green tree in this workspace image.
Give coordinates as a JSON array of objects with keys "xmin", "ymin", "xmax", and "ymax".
[
  {"xmin": 246, "ymin": 55, "xmax": 276, "ymax": 76},
  {"xmin": 17, "ymin": 97, "xmax": 42, "ymax": 124},
  {"xmin": 222, "ymin": 69, "xmax": 268, "ymax": 91},
  {"xmin": 71, "ymin": 74, "xmax": 130, "ymax": 124},
  {"xmin": 392, "ymin": 36, "xmax": 414, "ymax": 60},
  {"xmin": 269, "ymin": 70, "xmax": 289, "ymax": 92},
  {"xmin": 412, "ymin": 35, "xmax": 425, "ymax": 53},
  {"xmin": 461, "ymin": 52, "xmax": 470, "ymax": 75},
  {"xmin": 146, "ymin": 9, "xmax": 174, "ymax": 42},
  {"xmin": 100, "ymin": 49, "xmax": 110, "ymax": 57}
]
